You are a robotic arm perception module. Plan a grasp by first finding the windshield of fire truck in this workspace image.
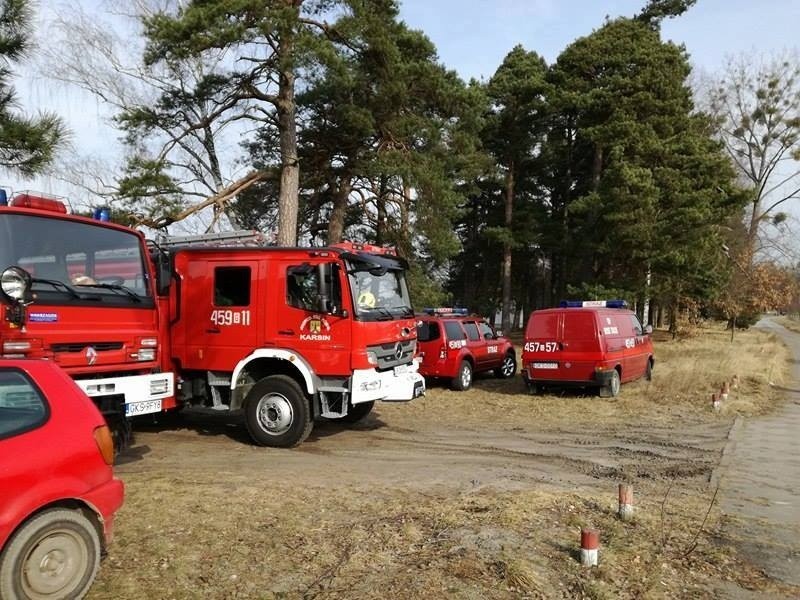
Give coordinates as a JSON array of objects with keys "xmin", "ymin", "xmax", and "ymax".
[
  {"xmin": 347, "ymin": 263, "xmax": 413, "ymax": 321},
  {"xmin": 0, "ymin": 213, "xmax": 152, "ymax": 306}
]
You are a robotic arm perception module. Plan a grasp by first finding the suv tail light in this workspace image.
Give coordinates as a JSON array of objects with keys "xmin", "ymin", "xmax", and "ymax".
[{"xmin": 93, "ymin": 425, "xmax": 115, "ymax": 465}]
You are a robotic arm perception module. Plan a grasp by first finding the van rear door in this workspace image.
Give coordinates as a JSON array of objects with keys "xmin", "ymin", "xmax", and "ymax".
[
  {"xmin": 524, "ymin": 311, "xmax": 561, "ymax": 377},
  {"xmin": 560, "ymin": 310, "xmax": 600, "ymax": 382}
]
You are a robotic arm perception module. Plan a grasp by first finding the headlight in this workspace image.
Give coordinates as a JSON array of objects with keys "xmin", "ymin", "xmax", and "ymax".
[
  {"xmin": 366, "ymin": 351, "xmax": 378, "ymax": 366},
  {"xmin": 0, "ymin": 267, "xmax": 31, "ymax": 303}
]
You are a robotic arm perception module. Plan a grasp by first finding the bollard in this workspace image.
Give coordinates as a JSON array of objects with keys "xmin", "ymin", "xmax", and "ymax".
[
  {"xmin": 618, "ymin": 483, "xmax": 634, "ymax": 521},
  {"xmin": 580, "ymin": 528, "xmax": 599, "ymax": 567},
  {"xmin": 721, "ymin": 381, "xmax": 730, "ymax": 402},
  {"xmin": 712, "ymin": 392, "xmax": 721, "ymax": 412}
]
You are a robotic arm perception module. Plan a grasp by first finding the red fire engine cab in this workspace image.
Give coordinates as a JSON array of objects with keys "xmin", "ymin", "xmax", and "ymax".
[
  {"xmin": 0, "ymin": 191, "xmax": 173, "ymax": 446},
  {"xmin": 151, "ymin": 232, "xmax": 424, "ymax": 446}
]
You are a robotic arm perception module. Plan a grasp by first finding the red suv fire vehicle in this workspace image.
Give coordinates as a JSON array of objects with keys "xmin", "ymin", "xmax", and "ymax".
[
  {"xmin": 416, "ymin": 308, "xmax": 516, "ymax": 391},
  {"xmin": 521, "ymin": 300, "xmax": 654, "ymax": 397},
  {"xmin": 0, "ymin": 359, "xmax": 124, "ymax": 600},
  {"xmin": 0, "ymin": 191, "xmax": 424, "ymax": 448}
]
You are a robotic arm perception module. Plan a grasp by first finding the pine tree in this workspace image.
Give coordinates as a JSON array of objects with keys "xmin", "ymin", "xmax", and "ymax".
[{"xmin": 0, "ymin": 0, "xmax": 64, "ymax": 176}]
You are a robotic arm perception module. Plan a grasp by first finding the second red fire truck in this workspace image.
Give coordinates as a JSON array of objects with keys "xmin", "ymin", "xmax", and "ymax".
[{"xmin": 0, "ymin": 192, "xmax": 423, "ymax": 447}]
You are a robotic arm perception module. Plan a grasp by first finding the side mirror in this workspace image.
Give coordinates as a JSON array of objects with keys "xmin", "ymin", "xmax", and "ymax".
[
  {"xmin": 495, "ymin": 330, "xmax": 503, "ymax": 337},
  {"xmin": 483, "ymin": 332, "xmax": 494, "ymax": 340},
  {"xmin": 644, "ymin": 325, "xmax": 653, "ymax": 335}
]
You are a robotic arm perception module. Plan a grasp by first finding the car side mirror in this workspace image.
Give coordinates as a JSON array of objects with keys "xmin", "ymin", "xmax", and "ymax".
[
  {"xmin": 484, "ymin": 332, "xmax": 494, "ymax": 340},
  {"xmin": 495, "ymin": 330, "xmax": 503, "ymax": 337},
  {"xmin": 644, "ymin": 325, "xmax": 653, "ymax": 335}
]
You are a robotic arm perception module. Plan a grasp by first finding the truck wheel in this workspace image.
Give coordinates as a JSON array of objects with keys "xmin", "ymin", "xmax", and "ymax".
[
  {"xmin": 494, "ymin": 353, "xmax": 517, "ymax": 378},
  {"xmin": 0, "ymin": 508, "xmax": 101, "ymax": 600},
  {"xmin": 599, "ymin": 369, "xmax": 621, "ymax": 398},
  {"xmin": 337, "ymin": 401, "xmax": 374, "ymax": 423},
  {"xmin": 645, "ymin": 360, "xmax": 653, "ymax": 381},
  {"xmin": 244, "ymin": 375, "xmax": 313, "ymax": 447},
  {"xmin": 451, "ymin": 360, "xmax": 473, "ymax": 391}
]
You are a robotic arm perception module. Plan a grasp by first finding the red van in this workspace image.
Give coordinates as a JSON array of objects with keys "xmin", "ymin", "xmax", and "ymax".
[{"xmin": 521, "ymin": 300, "xmax": 654, "ymax": 396}]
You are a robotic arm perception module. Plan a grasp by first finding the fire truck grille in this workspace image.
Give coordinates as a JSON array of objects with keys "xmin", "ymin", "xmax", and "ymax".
[
  {"xmin": 369, "ymin": 340, "xmax": 416, "ymax": 370},
  {"xmin": 51, "ymin": 342, "xmax": 124, "ymax": 353}
]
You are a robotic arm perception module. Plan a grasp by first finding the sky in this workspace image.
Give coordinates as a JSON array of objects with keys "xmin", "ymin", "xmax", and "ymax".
[{"xmin": 5, "ymin": 0, "xmax": 800, "ymax": 206}]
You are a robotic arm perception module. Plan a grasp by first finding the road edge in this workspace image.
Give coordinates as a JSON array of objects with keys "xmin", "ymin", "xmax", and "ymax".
[{"xmin": 710, "ymin": 415, "xmax": 743, "ymax": 490}]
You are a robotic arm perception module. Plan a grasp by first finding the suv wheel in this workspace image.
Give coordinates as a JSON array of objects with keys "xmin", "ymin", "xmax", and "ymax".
[
  {"xmin": 494, "ymin": 353, "xmax": 516, "ymax": 378},
  {"xmin": 451, "ymin": 360, "xmax": 473, "ymax": 391}
]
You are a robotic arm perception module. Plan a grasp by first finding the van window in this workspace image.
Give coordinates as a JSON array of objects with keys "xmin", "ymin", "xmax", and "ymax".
[
  {"xmin": 0, "ymin": 369, "xmax": 48, "ymax": 440},
  {"xmin": 529, "ymin": 312, "xmax": 559, "ymax": 339},
  {"xmin": 563, "ymin": 312, "xmax": 597, "ymax": 340},
  {"xmin": 463, "ymin": 322, "xmax": 481, "ymax": 342},
  {"xmin": 417, "ymin": 321, "xmax": 440, "ymax": 342},
  {"xmin": 444, "ymin": 321, "xmax": 466, "ymax": 341},
  {"xmin": 630, "ymin": 315, "xmax": 644, "ymax": 336}
]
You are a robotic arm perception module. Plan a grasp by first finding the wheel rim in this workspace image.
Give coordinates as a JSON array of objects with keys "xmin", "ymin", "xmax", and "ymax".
[
  {"xmin": 21, "ymin": 528, "xmax": 90, "ymax": 598},
  {"xmin": 501, "ymin": 356, "xmax": 515, "ymax": 376},
  {"xmin": 461, "ymin": 365, "xmax": 472, "ymax": 388},
  {"xmin": 256, "ymin": 393, "xmax": 294, "ymax": 435},
  {"xmin": 612, "ymin": 373, "xmax": 620, "ymax": 395}
]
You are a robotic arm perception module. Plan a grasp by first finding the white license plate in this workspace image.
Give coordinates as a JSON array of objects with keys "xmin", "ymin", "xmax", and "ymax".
[
  {"xmin": 125, "ymin": 399, "xmax": 162, "ymax": 417},
  {"xmin": 394, "ymin": 364, "xmax": 410, "ymax": 375},
  {"xmin": 533, "ymin": 362, "xmax": 558, "ymax": 370}
]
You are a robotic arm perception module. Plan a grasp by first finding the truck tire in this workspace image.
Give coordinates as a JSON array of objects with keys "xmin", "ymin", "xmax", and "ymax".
[
  {"xmin": 599, "ymin": 369, "xmax": 621, "ymax": 398},
  {"xmin": 0, "ymin": 508, "xmax": 101, "ymax": 600},
  {"xmin": 337, "ymin": 400, "xmax": 374, "ymax": 423},
  {"xmin": 451, "ymin": 360, "xmax": 473, "ymax": 391},
  {"xmin": 244, "ymin": 375, "xmax": 313, "ymax": 447},
  {"xmin": 494, "ymin": 353, "xmax": 517, "ymax": 378}
]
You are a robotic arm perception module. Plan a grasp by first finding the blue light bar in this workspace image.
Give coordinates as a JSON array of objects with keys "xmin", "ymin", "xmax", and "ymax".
[
  {"xmin": 423, "ymin": 307, "xmax": 469, "ymax": 316},
  {"xmin": 559, "ymin": 300, "xmax": 628, "ymax": 309},
  {"xmin": 0, "ymin": 189, "xmax": 7, "ymax": 206}
]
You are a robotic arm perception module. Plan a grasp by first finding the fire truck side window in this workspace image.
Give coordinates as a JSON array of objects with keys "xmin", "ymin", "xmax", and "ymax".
[
  {"xmin": 214, "ymin": 267, "xmax": 251, "ymax": 307},
  {"xmin": 443, "ymin": 321, "xmax": 466, "ymax": 341},
  {"xmin": 286, "ymin": 268, "xmax": 319, "ymax": 311},
  {"xmin": 463, "ymin": 322, "xmax": 481, "ymax": 342}
]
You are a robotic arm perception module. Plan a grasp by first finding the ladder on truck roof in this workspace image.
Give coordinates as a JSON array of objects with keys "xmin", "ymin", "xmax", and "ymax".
[{"xmin": 155, "ymin": 229, "xmax": 268, "ymax": 248}]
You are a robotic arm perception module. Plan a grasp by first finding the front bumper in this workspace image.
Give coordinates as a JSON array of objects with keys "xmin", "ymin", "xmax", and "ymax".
[{"xmin": 351, "ymin": 362, "xmax": 425, "ymax": 404}]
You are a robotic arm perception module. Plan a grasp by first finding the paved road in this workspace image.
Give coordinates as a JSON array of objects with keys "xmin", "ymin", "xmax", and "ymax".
[{"xmin": 718, "ymin": 318, "xmax": 800, "ymax": 586}]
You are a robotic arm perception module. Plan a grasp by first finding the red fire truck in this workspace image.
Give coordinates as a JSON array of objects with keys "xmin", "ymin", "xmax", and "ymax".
[{"xmin": 0, "ymin": 192, "xmax": 424, "ymax": 447}]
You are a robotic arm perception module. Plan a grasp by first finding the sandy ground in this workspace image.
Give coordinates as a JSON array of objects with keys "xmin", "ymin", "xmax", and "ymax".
[{"xmin": 87, "ymin": 324, "xmax": 799, "ymax": 599}]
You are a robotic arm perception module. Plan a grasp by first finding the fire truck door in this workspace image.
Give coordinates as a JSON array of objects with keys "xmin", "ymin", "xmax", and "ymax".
[
  {"xmin": 280, "ymin": 261, "xmax": 351, "ymax": 376},
  {"xmin": 184, "ymin": 260, "xmax": 260, "ymax": 371}
]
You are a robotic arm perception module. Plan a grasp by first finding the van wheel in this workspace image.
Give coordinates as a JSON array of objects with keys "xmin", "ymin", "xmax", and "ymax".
[
  {"xmin": 599, "ymin": 370, "xmax": 621, "ymax": 398},
  {"xmin": 0, "ymin": 508, "xmax": 101, "ymax": 600},
  {"xmin": 494, "ymin": 353, "xmax": 517, "ymax": 378},
  {"xmin": 451, "ymin": 360, "xmax": 473, "ymax": 391},
  {"xmin": 645, "ymin": 360, "xmax": 653, "ymax": 381},
  {"xmin": 244, "ymin": 375, "xmax": 313, "ymax": 447}
]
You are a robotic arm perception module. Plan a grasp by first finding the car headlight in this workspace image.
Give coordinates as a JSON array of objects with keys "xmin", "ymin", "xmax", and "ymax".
[
  {"xmin": 366, "ymin": 351, "xmax": 378, "ymax": 366},
  {"xmin": 0, "ymin": 266, "xmax": 31, "ymax": 303}
]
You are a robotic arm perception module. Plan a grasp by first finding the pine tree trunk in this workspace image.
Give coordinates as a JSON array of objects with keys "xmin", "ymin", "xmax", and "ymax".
[
  {"xmin": 276, "ymin": 28, "xmax": 299, "ymax": 246},
  {"xmin": 327, "ymin": 180, "xmax": 351, "ymax": 244},
  {"xmin": 501, "ymin": 164, "xmax": 514, "ymax": 333}
]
